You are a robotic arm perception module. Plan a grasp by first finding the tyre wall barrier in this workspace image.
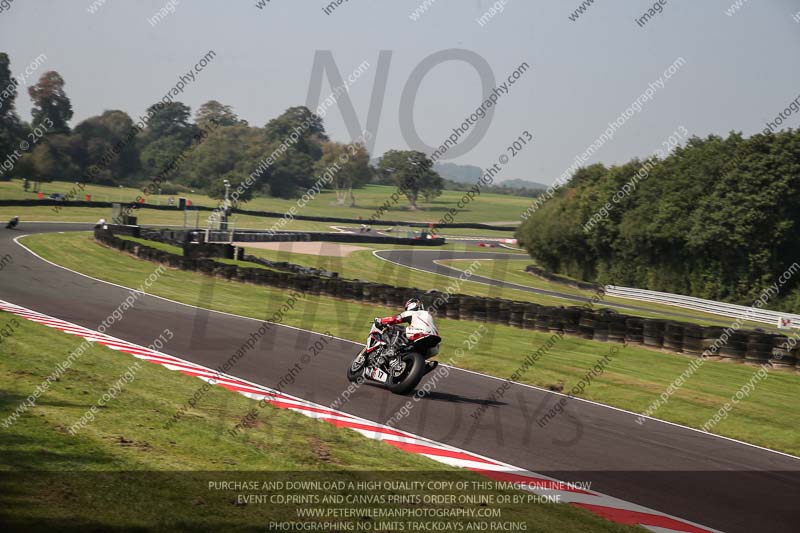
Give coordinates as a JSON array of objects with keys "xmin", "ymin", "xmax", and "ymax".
[
  {"xmin": 183, "ymin": 243, "xmax": 239, "ymax": 260},
  {"xmin": 106, "ymin": 224, "xmax": 141, "ymax": 237},
  {"xmin": 139, "ymin": 228, "xmax": 188, "ymax": 247},
  {"xmin": 92, "ymin": 227, "xmax": 799, "ymax": 369}
]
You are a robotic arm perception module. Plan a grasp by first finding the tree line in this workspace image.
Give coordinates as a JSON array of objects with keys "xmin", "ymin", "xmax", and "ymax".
[
  {"xmin": 0, "ymin": 53, "xmax": 447, "ymax": 208},
  {"xmin": 516, "ymin": 129, "xmax": 800, "ymax": 312}
]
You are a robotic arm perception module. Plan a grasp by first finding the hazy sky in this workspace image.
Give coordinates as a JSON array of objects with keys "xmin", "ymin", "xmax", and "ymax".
[{"xmin": 2, "ymin": 0, "xmax": 799, "ymax": 185}]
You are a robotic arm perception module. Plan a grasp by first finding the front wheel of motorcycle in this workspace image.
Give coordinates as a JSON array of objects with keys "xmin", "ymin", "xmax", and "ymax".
[
  {"xmin": 386, "ymin": 352, "xmax": 426, "ymax": 395},
  {"xmin": 347, "ymin": 347, "xmax": 367, "ymax": 382}
]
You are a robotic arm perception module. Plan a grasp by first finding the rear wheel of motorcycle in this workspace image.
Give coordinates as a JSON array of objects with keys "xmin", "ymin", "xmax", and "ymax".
[
  {"xmin": 347, "ymin": 348, "xmax": 367, "ymax": 382},
  {"xmin": 387, "ymin": 352, "xmax": 426, "ymax": 395}
]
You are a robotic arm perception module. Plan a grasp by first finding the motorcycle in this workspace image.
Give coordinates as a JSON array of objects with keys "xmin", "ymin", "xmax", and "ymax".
[
  {"xmin": 5, "ymin": 217, "xmax": 19, "ymax": 229},
  {"xmin": 347, "ymin": 321, "xmax": 440, "ymax": 394}
]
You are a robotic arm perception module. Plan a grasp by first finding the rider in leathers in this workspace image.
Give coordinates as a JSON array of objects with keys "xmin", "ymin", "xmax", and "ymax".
[{"xmin": 374, "ymin": 298, "xmax": 440, "ymax": 372}]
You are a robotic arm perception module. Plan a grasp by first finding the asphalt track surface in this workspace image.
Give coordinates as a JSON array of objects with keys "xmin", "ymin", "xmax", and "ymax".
[
  {"xmin": 374, "ymin": 248, "xmax": 741, "ymax": 327},
  {"xmin": 1, "ymin": 223, "xmax": 799, "ymax": 533}
]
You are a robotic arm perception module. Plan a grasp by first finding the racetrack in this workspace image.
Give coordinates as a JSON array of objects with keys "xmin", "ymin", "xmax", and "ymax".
[{"xmin": 2, "ymin": 223, "xmax": 799, "ymax": 533}]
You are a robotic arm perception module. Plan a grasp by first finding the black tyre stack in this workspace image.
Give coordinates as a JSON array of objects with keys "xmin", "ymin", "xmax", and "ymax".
[
  {"xmin": 486, "ymin": 298, "xmax": 502, "ymax": 324},
  {"xmin": 446, "ymin": 296, "xmax": 460, "ymax": 319},
  {"xmin": 547, "ymin": 307, "xmax": 564, "ymax": 334},
  {"xmin": 426, "ymin": 291, "xmax": 445, "ymax": 316},
  {"xmin": 745, "ymin": 332, "xmax": 773, "ymax": 366},
  {"xmin": 351, "ymin": 280, "xmax": 365, "ymax": 301},
  {"xmin": 769, "ymin": 335, "xmax": 797, "ymax": 369},
  {"xmin": 496, "ymin": 299, "xmax": 511, "ymax": 325},
  {"xmin": 625, "ymin": 317, "xmax": 644, "ymax": 344},
  {"xmin": 702, "ymin": 326, "xmax": 723, "ymax": 358},
  {"xmin": 197, "ymin": 259, "xmax": 216, "ymax": 275},
  {"xmin": 562, "ymin": 307, "xmax": 582, "ymax": 335},
  {"xmin": 662, "ymin": 322, "xmax": 685, "ymax": 353},
  {"xmin": 592, "ymin": 312, "xmax": 610, "ymax": 342},
  {"xmin": 368, "ymin": 283, "xmax": 383, "ymax": 305},
  {"xmin": 607, "ymin": 314, "xmax": 627, "ymax": 344},
  {"xmin": 340, "ymin": 280, "xmax": 355, "ymax": 301},
  {"xmin": 719, "ymin": 331, "xmax": 747, "ymax": 363},
  {"xmin": 166, "ymin": 254, "xmax": 182, "ymax": 269},
  {"xmin": 473, "ymin": 298, "xmax": 488, "ymax": 322},
  {"xmin": 379, "ymin": 285, "xmax": 393, "ymax": 306},
  {"xmin": 578, "ymin": 311, "xmax": 596, "ymax": 340},
  {"xmin": 642, "ymin": 319, "xmax": 666, "ymax": 348},
  {"xmin": 308, "ymin": 276, "xmax": 322, "ymax": 296},
  {"xmin": 509, "ymin": 302, "xmax": 526, "ymax": 328},
  {"xmin": 522, "ymin": 303, "xmax": 539, "ymax": 329},
  {"xmin": 682, "ymin": 324, "xmax": 705, "ymax": 356},
  {"xmin": 460, "ymin": 296, "xmax": 476, "ymax": 321},
  {"xmin": 534, "ymin": 306, "xmax": 551, "ymax": 332}
]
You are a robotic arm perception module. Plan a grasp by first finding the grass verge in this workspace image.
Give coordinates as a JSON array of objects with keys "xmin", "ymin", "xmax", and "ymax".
[{"xmin": 0, "ymin": 179, "xmax": 527, "ymax": 224}]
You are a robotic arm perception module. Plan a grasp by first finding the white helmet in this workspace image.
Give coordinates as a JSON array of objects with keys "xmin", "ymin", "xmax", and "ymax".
[{"xmin": 404, "ymin": 298, "xmax": 423, "ymax": 312}]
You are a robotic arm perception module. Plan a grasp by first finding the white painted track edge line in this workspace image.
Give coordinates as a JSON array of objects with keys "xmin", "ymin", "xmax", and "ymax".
[
  {"xmin": 0, "ymin": 298, "xmax": 725, "ymax": 533},
  {"xmin": 13, "ymin": 234, "xmax": 800, "ymax": 462}
]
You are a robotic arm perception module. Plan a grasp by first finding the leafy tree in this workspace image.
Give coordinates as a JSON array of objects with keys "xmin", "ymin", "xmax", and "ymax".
[
  {"xmin": 28, "ymin": 71, "xmax": 73, "ymax": 133},
  {"xmin": 73, "ymin": 110, "xmax": 140, "ymax": 183},
  {"xmin": 140, "ymin": 136, "xmax": 191, "ymax": 180},
  {"xmin": 221, "ymin": 106, "xmax": 328, "ymax": 199},
  {"xmin": 515, "ymin": 130, "xmax": 800, "ymax": 311},
  {"xmin": 314, "ymin": 141, "xmax": 373, "ymax": 206},
  {"xmin": 0, "ymin": 53, "xmax": 18, "ymax": 120},
  {"xmin": 177, "ymin": 124, "xmax": 262, "ymax": 189},
  {"xmin": 195, "ymin": 100, "xmax": 245, "ymax": 129},
  {"xmin": 27, "ymin": 134, "xmax": 81, "ymax": 183},
  {"xmin": 0, "ymin": 54, "xmax": 27, "ymax": 169},
  {"xmin": 138, "ymin": 101, "xmax": 199, "ymax": 176},
  {"xmin": 376, "ymin": 150, "xmax": 436, "ymax": 209},
  {"xmin": 142, "ymin": 101, "xmax": 196, "ymax": 142},
  {"xmin": 267, "ymin": 150, "xmax": 315, "ymax": 198},
  {"xmin": 264, "ymin": 106, "xmax": 327, "ymax": 161},
  {"xmin": 419, "ymin": 168, "xmax": 444, "ymax": 202}
]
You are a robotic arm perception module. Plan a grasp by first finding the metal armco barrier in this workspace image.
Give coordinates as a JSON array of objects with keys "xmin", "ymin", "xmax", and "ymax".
[{"xmin": 605, "ymin": 285, "xmax": 800, "ymax": 329}]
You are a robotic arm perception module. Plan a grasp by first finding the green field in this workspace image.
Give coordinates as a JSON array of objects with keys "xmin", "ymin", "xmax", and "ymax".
[
  {"xmin": 0, "ymin": 178, "xmax": 528, "ymax": 225},
  {"xmin": 0, "ymin": 205, "xmax": 345, "ymax": 233},
  {"xmin": 19, "ymin": 232, "xmax": 800, "ymax": 456},
  {"xmin": 0, "ymin": 314, "xmax": 638, "ymax": 531}
]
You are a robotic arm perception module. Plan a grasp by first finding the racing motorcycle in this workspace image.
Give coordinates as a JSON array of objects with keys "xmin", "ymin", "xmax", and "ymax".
[{"xmin": 347, "ymin": 321, "xmax": 440, "ymax": 394}]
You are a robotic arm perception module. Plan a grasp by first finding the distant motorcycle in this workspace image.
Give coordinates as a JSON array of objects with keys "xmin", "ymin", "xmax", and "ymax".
[
  {"xmin": 347, "ymin": 321, "xmax": 440, "ymax": 394},
  {"xmin": 5, "ymin": 216, "xmax": 19, "ymax": 229}
]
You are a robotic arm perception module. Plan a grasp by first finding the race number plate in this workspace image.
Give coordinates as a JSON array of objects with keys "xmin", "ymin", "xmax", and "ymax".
[{"xmin": 369, "ymin": 367, "xmax": 388, "ymax": 383}]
